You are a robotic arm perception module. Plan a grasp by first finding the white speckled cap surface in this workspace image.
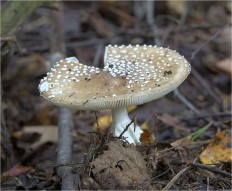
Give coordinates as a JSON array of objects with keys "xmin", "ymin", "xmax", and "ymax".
[{"xmin": 39, "ymin": 45, "xmax": 191, "ymax": 110}]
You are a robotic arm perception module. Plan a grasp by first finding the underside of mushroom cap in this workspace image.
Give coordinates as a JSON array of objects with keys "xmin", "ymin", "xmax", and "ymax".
[{"xmin": 39, "ymin": 45, "xmax": 191, "ymax": 110}]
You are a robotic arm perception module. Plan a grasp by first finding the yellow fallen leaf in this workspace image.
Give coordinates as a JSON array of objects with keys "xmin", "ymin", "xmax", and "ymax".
[
  {"xmin": 200, "ymin": 130, "xmax": 232, "ymax": 165},
  {"xmin": 140, "ymin": 122, "xmax": 156, "ymax": 143},
  {"xmin": 128, "ymin": 105, "xmax": 137, "ymax": 113},
  {"xmin": 94, "ymin": 115, "xmax": 112, "ymax": 132},
  {"xmin": 94, "ymin": 106, "xmax": 136, "ymax": 131},
  {"xmin": 141, "ymin": 122, "xmax": 149, "ymax": 130}
]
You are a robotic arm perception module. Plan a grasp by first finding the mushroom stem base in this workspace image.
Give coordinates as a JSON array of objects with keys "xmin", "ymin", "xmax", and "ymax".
[{"xmin": 111, "ymin": 107, "xmax": 143, "ymax": 144}]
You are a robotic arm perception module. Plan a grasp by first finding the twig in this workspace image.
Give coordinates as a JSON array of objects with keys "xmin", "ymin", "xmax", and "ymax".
[
  {"xmin": 1, "ymin": 102, "xmax": 16, "ymax": 169},
  {"xmin": 192, "ymin": 163, "xmax": 232, "ymax": 178},
  {"xmin": 171, "ymin": 11, "xmax": 223, "ymax": 105},
  {"xmin": 133, "ymin": 1, "xmax": 145, "ymax": 22},
  {"xmin": 93, "ymin": 44, "xmax": 104, "ymax": 67},
  {"xmin": 181, "ymin": 112, "xmax": 231, "ymax": 121},
  {"xmin": 178, "ymin": 1, "xmax": 188, "ymax": 26},
  {"xmin": 191, "ymin": 66, "xmax": 221, "ymax": 104},
  {"xmin": 118, "ymin": 120, "xmax": 134, "ymax": 139},
  {"xmin": 68, "ymin": 36, "xmax": 124, "ymax": 48},
  {"xmin": 109, "ymin": 7, "xmax": 136, "ymax": 24},
  {"xmin": 116, "ymin": 160, "xmax": 131, "ymax": 169},
  {"xmin": 146, "ymin": 0, "xmax": 155, "ymax": 25},
  {"xmin": 174, "ymin": 67, "xmax": 225, "ymax": 127},
  {"xmin": 94, "ymin": 111, "xmax": 99, "ymax": 128},
  {"xmin": 133, "ymin": 112, "xmax": 137, "ymax": 132},
  {"xmin": 160, "ymin": 26, "xmax": 174, "ymax": 46},
  {"xmin": 20, "ymin": 35, "xmax": 126, "ymax": 52},
  {"xmin": 174, "ymin": 88, "xmax": 202, "ymax": 116},
  {"xmin": 0, "ymin": 36, "xmax": 16, "ymax": 41},
  {"xmin": 154, "ymin": 15, "xmax": 180, "ymax": 25},
  {"xmin": 151, "ymin": 167, "xmax": 171, "ymax": 181},
  {"xmin": 207, "ymin": 176, "xmax": 210, "ymax": 191},
  {"xmin": 190, "ymin": 23, "xmax": 229, "ymax": 61},
  {"xmin": 162, "ymin": 167, "xmax": 190, "ymax": 191},
  {"xmin": 172, "ymin": 161, "xmax": 232, "ymax": 178}
]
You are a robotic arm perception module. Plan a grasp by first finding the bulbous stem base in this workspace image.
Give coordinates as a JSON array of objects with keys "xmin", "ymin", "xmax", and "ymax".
[{"xmin": 111, "ymin": 107, "xmax": 143, "ymax": 144}]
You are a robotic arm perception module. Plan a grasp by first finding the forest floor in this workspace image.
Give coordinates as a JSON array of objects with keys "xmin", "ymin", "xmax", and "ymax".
[{"xmin": 1, "ymin": 1, "xmax": 231, "ymax": 190}]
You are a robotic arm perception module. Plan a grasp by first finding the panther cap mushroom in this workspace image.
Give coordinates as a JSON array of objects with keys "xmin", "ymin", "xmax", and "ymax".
[
  {"xmin": 39, "ymin": 45, "xmax": 191, "ymax": 143},
  {"xmin": 39, "ymin": 45, "xmax": 190, "ymax": 109}
]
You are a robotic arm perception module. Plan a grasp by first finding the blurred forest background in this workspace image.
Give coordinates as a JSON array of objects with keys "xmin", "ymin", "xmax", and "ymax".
[{"xmin": 1, "ymin": 1, "xmax": 231, "ymax": 190}]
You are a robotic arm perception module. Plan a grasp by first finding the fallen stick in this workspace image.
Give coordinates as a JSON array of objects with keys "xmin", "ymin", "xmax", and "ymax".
[
  {"xmin": 48, "ymin": 2, "xmax": 80, "ymax": 190},
  {"xmin": 57, "ymin": 108, "xmax": 79, "ymax": 190},
  {"xmin": 174, "ymin": 88, "xmax": 202, "ymax": 116},
  {"xmin": 172, "ymin": 160, "xmax": 232, "ymax": 178}
]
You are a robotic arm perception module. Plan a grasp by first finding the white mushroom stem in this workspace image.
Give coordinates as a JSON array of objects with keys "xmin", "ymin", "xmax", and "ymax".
[{"xmin": 111, "ymin": 107, "xmax": 143, "ymax": 144}]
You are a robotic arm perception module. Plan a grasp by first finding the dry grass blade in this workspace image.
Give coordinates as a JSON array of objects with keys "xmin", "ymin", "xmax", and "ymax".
[{"xmin": 162, "ymin": 167, "xmax": 190, "ymax": 191}]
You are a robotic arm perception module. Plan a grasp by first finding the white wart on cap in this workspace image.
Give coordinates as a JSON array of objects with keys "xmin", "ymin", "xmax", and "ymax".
[{"xmin": 39, "ymin": 45, "xmax": 191, "ymax": 110}]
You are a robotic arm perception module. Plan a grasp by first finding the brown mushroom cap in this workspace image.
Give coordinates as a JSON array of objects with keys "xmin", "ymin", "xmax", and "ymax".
[{"xmin": 39, "ymin": 45, "xmax": 191, "ymax": 110}]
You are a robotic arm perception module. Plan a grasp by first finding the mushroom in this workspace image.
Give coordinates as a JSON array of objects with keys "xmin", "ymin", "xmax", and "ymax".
[{"xmin": 38, "ymin": 45, "xmax": 191, "ymax": 144}]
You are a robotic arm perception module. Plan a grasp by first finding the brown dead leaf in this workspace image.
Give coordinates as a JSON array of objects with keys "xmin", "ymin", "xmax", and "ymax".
[
  {"xmin": 140, "ymin": 122, "xmax": 156, "ymax": 143},
  {"xmin": 140, "ymin": 129, "xmax": 155, "ymax": 143},
  {"xmin": 0, "ymin": 165, "xmax": 31, "ymax": 184},
  {"xmin": 215, "ymin": 57, "xmax": 232, "ymax": 78},
  {"xmin": 166, "ymin": 0, "xmax": 186, "ymax": 15},
  {"xmin": 31, "ymin": 102, "xmax": 58, "ymax": 125},
  {"xmin": 171, "ymin": 134, "xmax": 192, "ymax": 147},
  {"xmin": 91, "ymin": 140, "xmax": 149, "ymax": 189},
  {"xmin": 81, "ymin": 173, "xmax": 100, "ymax": 190},
  {"xmin": 22, "ymin": 125, "xmax": 58, "ymax": 149},
  {"xmin": 14, "ymin": 54, "xmax": 46, "ymax": 79},
  {"xmin": 200, "ymin": 129, "xmax": 232, "ymax": 165},
  {"xmin": 158, "ymin": 113, "xmax": 190, "ymax": 133},
  {"xmin": 158, "ymin": 113, "xmax": 180, "ymax": 127}
]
